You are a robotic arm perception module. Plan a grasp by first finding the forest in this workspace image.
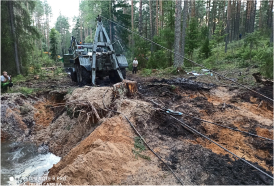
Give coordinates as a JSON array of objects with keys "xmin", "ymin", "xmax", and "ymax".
[{"xmin": 1, "ymin": 0, "xmax": 273, "ymax": 80}]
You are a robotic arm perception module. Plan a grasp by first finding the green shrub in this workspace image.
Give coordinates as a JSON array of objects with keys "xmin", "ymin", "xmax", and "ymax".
[
  {"xmin": 257, "ymin": 47, "xmax": 273, "ymax": 78},
  {"xmin": 141, "ymin": 68, "xmax": 152, "ymax": 76},
  {"xmin": 132, "ymin": 137, "xmax": 150, "ymax": 161},
  {"xmin": 12, "ymin": 74, "xmax": 26, "ymax": 82},
  {"xmin": 238, "ymin": 60, "xmax": 250, "ymax": 68},
  {"xmin": 8, "ymin": 87, "xmax": 36, "ymax": 95},
  {"xmin": 162, "ymin": 66, "xmax": 178, "ymax": 75}
]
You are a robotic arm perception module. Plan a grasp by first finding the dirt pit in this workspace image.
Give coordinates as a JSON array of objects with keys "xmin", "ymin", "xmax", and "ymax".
[
  {"xmin": 33, "ymin": 101, "xmax": 54, "ymax": 127},
  {"xmin": 2, "ymin": 76, "xmax": 273, "ymax": 185}
]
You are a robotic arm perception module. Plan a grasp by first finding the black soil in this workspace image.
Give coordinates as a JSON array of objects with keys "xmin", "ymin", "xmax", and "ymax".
[{"xmin": 135, "ymin": 77, "xmax": 273, "ymax": 185}]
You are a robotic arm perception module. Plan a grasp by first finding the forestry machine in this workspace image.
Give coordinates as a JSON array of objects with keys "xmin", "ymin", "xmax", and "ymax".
[{"xmin": 63, "ymin": 15, "xmax": 128, "ymax": 85}]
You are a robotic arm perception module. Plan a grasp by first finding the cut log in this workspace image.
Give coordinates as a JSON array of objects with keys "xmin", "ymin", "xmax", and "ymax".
[{"xmin": 113, "ymin": 80, "xmax": 138, "ymax": 98}]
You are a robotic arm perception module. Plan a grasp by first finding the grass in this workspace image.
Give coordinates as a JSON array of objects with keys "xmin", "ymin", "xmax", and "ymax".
[
  {"xmin": 12, "ymin": 74, "xmax": 27, "ymax": 83},
  {"xmin": 132, "ymin": 137, "xmax": 151, "ymax": 161},
  {"xmin": 141, "ymin": 68, "xmax": 152, "ymax": 76},
  {"xmin": 7, "ymin": 87, "xmax": 37, "ymax": 95}
]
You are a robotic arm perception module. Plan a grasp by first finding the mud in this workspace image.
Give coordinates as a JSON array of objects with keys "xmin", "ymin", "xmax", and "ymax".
[
  {"xmin": 2, "ymin": 75, "xmax": 273, "ymax": 185},
  {"xmin": 135, "ymin": 77, "xmax": 273, "ymax": 184}
]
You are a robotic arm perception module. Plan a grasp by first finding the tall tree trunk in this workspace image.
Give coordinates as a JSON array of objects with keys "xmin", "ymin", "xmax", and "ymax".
[
  {"xmin": 253, "ymin": 0, "xmax": 257, "ymax": 33},
  {"xmin": 270, "ymin": 4, "xmax": 273, "ymax": 45},
  {"xmin": 191, "ymin": 0, "xmax": 195, "ymax": 18},
  {"xmin": 8, "ymin": 1, "xmax": 20, "ymax": 74},
  {"xmin": 259, "ymin": 2, "xmax": 262, "ymax": 30},
  {"xmin": 268, "ymin": 0, "xmax": 273, "ymax": 29},
  {"xmin": 149, "ymin": 0, "xmax": 154, "ymax": 53},
  {"xmin": 206, "ymin": 0, "xmax": 210, "ymax": 27},
  {"xmin": 211, "ymin": 1, "xmax": 217, "ymax": 36},
  {"xmin": 225, "ymin": 0, "xmax": 231, "ymax": 53},
  {"xmin": 131, "ymin": 0, "xmax": 134, "ymax": 55},
  {"xmin": 155, "ymin": 0, "xmax": 159, "ymax": 35},
  {"xmin": 174, "ymin": 0, "xmax": 182, "ymax": 67},
  {"xmin": 241, "ymin": 1, "xmax": 244, "ymax": 35},
  {"xmin": 249, "ymin": 0, "xmax": 254, "ymax": 33},
  {"xmin": 181, "ymin": 0, "xmax": 189, "ymax": 66},
  {"xmin": 138, "ymin": 0, "xmax": 143, "ymax": 35},
  {"xmin": 235, "ymin": 0, "xmax": 241, "ymax": 40},
  {"xmin": 231, "ymin": 0, "xmax": 235, "ymax": 41},
  {"xmin": 160, "ymin": 0, "xmax": 163, "ymax": 29},
  {"xmin": 246, "ymin": 0, "xmax": 252, "ymax": 33}
]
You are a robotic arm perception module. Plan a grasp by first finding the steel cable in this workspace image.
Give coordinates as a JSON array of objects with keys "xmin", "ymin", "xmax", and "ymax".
[
  {"xmin": 101, "ymin": 15, "xmax": 273, "ymax": 102},
  {"xmin": 150, "ymin": 100, "xmax": 274, "ymax": 180},
  {"xmin": 102, "ymin": 90, "xmax": 184, "ymax": 185},
  {"xmin": 138, "ymin": 94, "xmax": 273, "ymax": 141},
  {"xmin": 179, "ymin": 110, "xmax": 274, "ymax": 141}
]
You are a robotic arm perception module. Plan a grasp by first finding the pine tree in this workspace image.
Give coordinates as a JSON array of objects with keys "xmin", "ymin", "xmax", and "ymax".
[
  {"xmin": 185, "ymin": 18, "xmax": 199, "ymax": 59},
  {"xmin": 200, "ymin": 37, "xmax": 211, "ymax": 59},
  {"xmin": 181, "ymin": 0, "xmax": 189, "ymax": 65},
  {"xmin": 139, "ymin": 0, "xmax": 143, "ymax": 35},
  {"xmin": 174, "ymin": 0, "xmax": 182, "ymax": 67},
  {"xmin": 50, "ymin": 28, "xmax": 58, "ymax": 61}
]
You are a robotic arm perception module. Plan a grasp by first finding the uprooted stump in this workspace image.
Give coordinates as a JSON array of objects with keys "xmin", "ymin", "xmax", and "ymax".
[
  {"xmin": 252, "ymin": 73, "xmax": 273, "ymax": 86},
  {"xmin": 51, "ymin": 100, "xmax": 107, "ymax": 126},
  {"xmin": 113, "ymin": 80, "xmax": 138, "ymax": 98}
]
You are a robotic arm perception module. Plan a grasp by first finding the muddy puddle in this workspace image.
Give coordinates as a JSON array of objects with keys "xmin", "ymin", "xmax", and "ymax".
[{"xmin": 1, "ymin": 142, "xmax": 60, "ymax": 185}]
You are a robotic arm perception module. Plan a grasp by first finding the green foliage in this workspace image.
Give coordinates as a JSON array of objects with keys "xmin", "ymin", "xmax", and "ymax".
[
  {"xmin": 8, "ymin": 87, "xmax": 36, "ymax": 95},
  {"xmin": 132, "ymin": 137, "xmax": 151, "ymax": 161},
  {"xmin": 256, "ymin": 47, "xmax": 273, "ymax": 78},
  {"xmin": 170, "ymin": 85, "xmax": 176, "ymax": 91},
  {"xmin": 54, "ymin": 67, "xmax": 64, "ymax": 76},
  {"xmin": 49, "ymin": 28, "xmax": 59, "ymax": 61},
  {"xmin": 12, "ymin": 74, "xmax": 26, "ymax": 83},
  {"xmin": 141, "ymin": 69, "xmax": 152, "ymax": 76},
  {"xmin": 238, "ymin": 60, "xmax": 250, "ymax": 68},
  {"xmin": 185, "ymin": 18, "xmax": 199, "ymax": 59},
  {"xmin": 133, "ymin": 35, "xmax": 150, "ymax": 68},
  {"xmin": 1, "ymin": 1, "xmax": 40, "ymax": 76},
  {"xmin": 55, "ymin": 14, "xmax": 71, "ymax": 55},
  {"xmin": 84, "ymin": 35, "xmax": 93, "ymax": 43},
  {"xmin": 200, "ymin": 38, "xmax": 211, "ymax": 59}
]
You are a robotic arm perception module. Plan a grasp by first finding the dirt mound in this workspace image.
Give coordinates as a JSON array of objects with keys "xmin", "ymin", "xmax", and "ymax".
[
  {"xmin": 66, "ymin": 86, "xmax": 113, "ymax": 109},
  {"xmin": 31, "ymin": 87, "xmax": 114, "ymax": 156},
  {"xmin": 44, "ymin": 116, "xmax": 149, "ymax": 185}
]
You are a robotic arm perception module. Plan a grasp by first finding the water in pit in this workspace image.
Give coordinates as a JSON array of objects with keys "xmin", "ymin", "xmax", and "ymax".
[{"xmin": 1, "ymin": 141, "xmax": 60, "ymax": 185}]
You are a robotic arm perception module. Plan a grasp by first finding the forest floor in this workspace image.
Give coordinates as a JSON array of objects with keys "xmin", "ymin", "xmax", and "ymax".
[{"xmin": 1, "ymin": 70, "xmax": 273, "ymax": 185}]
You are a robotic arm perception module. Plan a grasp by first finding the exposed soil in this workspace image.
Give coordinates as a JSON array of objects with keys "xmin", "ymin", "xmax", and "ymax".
[
  {"xmin": 33, "ymin": 101, "xmax": 54, "ymax": 127},
  {"xmin": 1, "ymin": 74, "xmax": 273, "ymax": 185}
]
